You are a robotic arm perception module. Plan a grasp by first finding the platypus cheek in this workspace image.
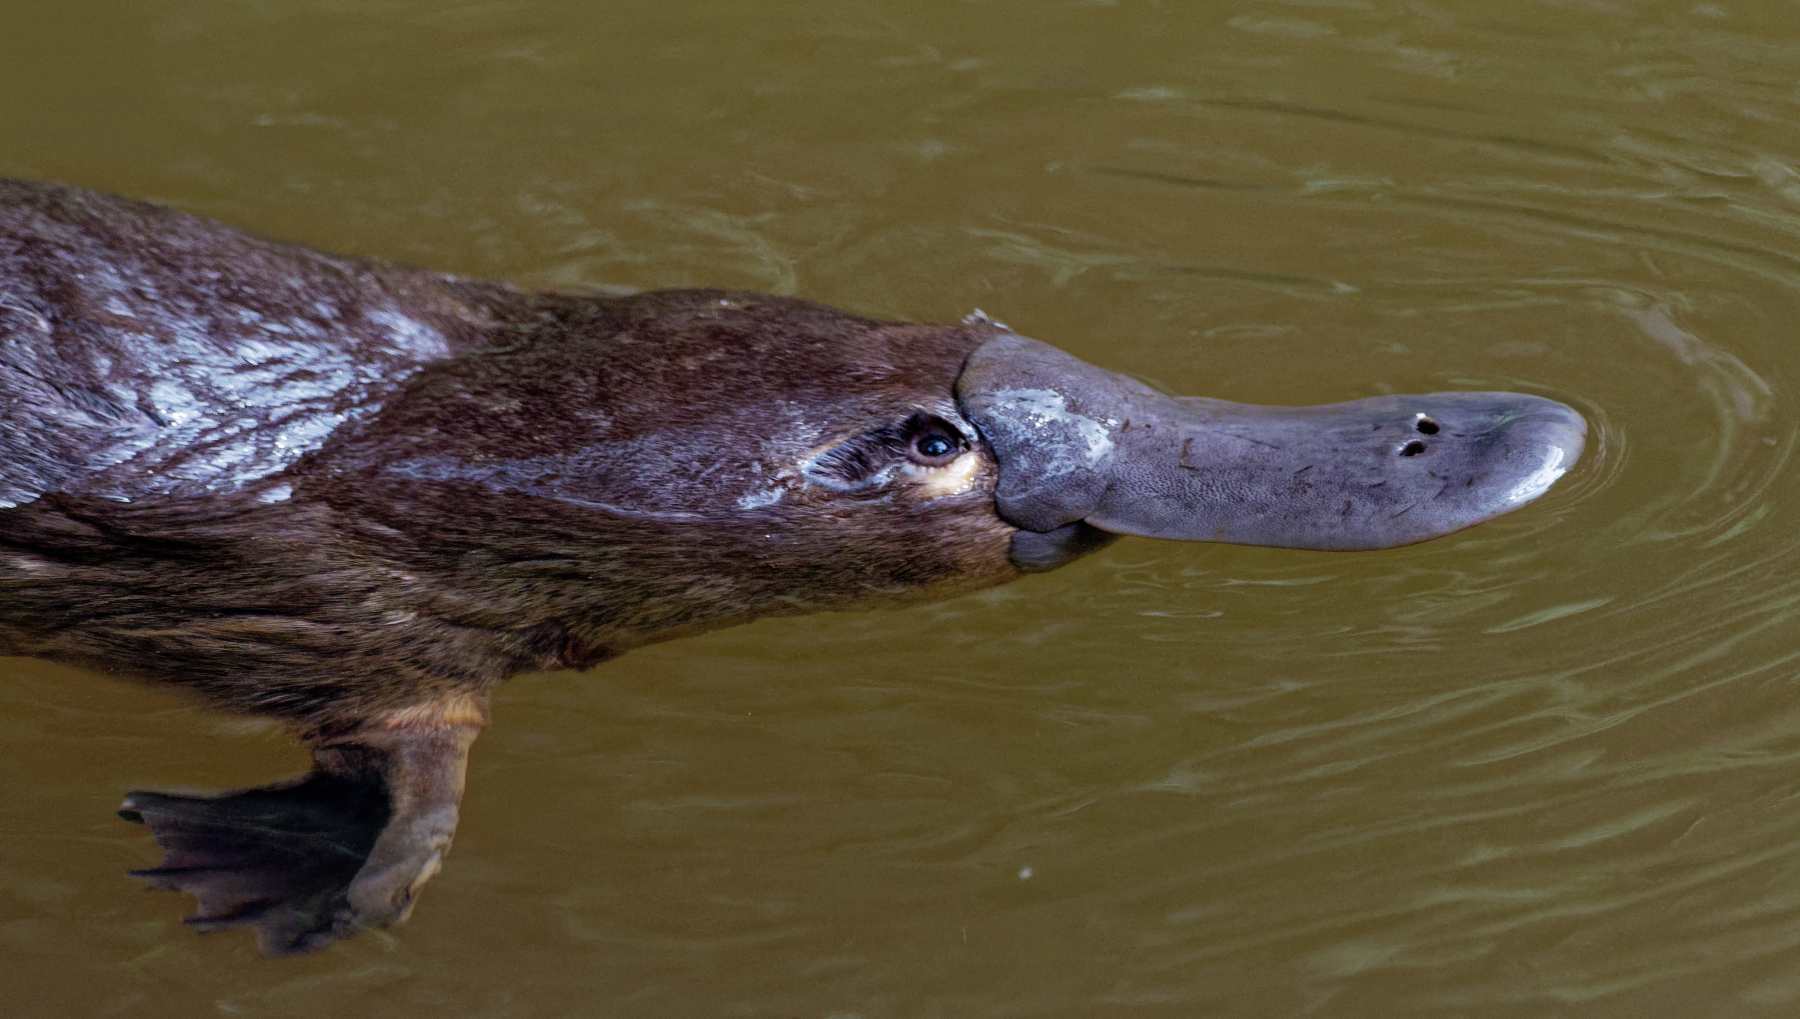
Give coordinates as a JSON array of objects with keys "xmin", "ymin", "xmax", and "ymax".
[{"xmin": 902, "ymin": 451, "xmax": 984, "ymax": 499}]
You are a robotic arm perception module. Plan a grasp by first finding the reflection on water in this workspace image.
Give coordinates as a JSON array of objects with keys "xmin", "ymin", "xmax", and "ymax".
[{"xmin": 7, "ymin": 0, "xmax": 1800, "ymax": 1014}]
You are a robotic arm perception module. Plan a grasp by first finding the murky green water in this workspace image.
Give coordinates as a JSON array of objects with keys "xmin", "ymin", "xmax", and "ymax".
[{"xmin": 7, "ymin": 0, "xmax": 1800, "ymax": 1014}]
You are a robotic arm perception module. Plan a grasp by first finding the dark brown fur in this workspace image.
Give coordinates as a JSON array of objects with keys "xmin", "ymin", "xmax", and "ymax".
[{"xmin": 0, "ymin": 181, "xmax": 1020, "ymax": 737}]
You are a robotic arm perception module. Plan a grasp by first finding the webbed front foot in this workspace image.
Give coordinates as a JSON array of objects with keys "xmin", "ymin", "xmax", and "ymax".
[{"xmin": 121, "ymin": 706, "xmax": 483, "ymax": 955}]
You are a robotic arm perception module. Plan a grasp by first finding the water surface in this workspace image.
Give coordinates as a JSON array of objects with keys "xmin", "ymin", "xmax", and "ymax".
[{"xmin": 6, "ymin": 1, "xmax": 1800, "ymax": 1015}]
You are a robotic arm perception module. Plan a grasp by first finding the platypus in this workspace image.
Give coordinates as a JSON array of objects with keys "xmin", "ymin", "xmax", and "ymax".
[{"xmin": 0, "ymin": 179, "xmax": 1585, "ymax": 953}]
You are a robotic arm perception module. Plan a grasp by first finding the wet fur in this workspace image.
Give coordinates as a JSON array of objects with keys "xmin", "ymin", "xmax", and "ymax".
[{"xmin": 0, "ymin": 181, "xmax": 1019, "ymax": 735}]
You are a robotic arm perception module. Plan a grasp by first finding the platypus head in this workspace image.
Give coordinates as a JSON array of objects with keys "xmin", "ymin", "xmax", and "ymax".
[{"xmin": 651, "ymin": 298, "xmax": 1586, "ymax": 582}]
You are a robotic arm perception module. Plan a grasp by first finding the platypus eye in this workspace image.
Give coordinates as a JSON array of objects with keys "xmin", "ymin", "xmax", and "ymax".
[
  {"xmin": 916, "ymin": 435, "xmax": 955, "ymax": 458},
  {"xmin": 914, "ymin": 430, "xmax": 972, "ymax": 464},
  {"xmin": 804, "ymin": 411, "xmax": 970, "ymax": 491},
  {"xmin": 903, "ymin": 413, "xmax": 967, "ymax": 467}
]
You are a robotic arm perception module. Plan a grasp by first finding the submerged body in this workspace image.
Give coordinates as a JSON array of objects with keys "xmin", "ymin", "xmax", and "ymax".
[{"xmin": 0, "ymin": 179, "xmax": 1584, "ymax": 952}]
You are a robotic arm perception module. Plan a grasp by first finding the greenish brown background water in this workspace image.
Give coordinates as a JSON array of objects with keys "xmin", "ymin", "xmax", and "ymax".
[{"xmin": 4, "ymin": 1, "xmax": 1800, "ymax": 1014}]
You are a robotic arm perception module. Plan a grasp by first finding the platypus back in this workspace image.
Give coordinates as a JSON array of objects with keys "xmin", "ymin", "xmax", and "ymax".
[{"xmin": 0, "ymin": 179, "xmax": 507, "ymax": 509}]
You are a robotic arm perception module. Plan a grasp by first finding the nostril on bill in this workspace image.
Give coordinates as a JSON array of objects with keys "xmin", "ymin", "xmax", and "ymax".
[
  {"xmin": 1399, "ymin": 439, "xmax": 1427, "ymax": 456},
  {"xmin": 1414, "ymin": 415, "xmax": 1439, "ymax": 435}
]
